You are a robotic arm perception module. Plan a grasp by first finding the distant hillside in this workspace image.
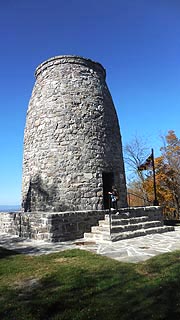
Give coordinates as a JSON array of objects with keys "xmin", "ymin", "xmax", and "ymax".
[{"xmin": 0, "ymin": 205, "xmax": 21, "ymax": 212}]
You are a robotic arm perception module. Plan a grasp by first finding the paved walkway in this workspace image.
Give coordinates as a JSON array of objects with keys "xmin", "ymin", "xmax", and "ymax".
[{"xmin": 1, "ymin": 227, "xmax": 180, "ymax": 263}]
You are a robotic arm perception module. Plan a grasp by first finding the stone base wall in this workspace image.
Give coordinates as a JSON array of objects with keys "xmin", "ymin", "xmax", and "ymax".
[
  {"xmin": 0, "ymin": 210, "xmax": 107, "ymax": 241},
  {"xmin": 0, "ymin": 207, "xmax": 163, "ymax": 242},
  {"xmin": 0, "ymin": 212, "xmax": 20, "ymax": 235}
]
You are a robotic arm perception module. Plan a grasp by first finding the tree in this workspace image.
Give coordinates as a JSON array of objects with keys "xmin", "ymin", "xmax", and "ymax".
[
  {"xmin": 142, "ymin": 130, "xmax": 180, "ymax": 217},
  {"xmin": 159, "ymin": 131, "xmax": 180, "ymax": 215},
  {"xmin": 124, "ymin": 130, "xmax": 180, "ymax": 216},
  {"xmin": 124, "ymin": 135, "xmax": 151, "ymax": 206}
]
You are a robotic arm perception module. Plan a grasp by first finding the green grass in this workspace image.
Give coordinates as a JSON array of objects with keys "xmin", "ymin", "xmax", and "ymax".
[{"xmin": 0, "ymin": 247, "xmax": 180, "ymax": 320}]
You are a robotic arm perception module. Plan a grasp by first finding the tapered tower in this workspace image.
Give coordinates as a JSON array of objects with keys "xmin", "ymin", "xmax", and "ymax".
[{"xmin": 22, "ymin": 55, "xmax": 127, "ymax": 212}]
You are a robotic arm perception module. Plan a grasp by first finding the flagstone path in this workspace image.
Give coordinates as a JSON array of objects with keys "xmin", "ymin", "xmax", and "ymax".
[{"xmin": 0, "ymin": 227, "xmax": 180, "ymax": 263}]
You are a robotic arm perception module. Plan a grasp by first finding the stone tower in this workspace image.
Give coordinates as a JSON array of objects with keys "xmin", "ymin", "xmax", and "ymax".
[{"xmin": 22, "ymin": 55, "xmax": 127, "ymax": 212}]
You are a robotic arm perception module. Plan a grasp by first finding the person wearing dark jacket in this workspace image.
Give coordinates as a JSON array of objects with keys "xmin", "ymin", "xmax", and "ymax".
[{"xmin": 108, "ymin": 186, "xmax": 119, "ymax": 210}]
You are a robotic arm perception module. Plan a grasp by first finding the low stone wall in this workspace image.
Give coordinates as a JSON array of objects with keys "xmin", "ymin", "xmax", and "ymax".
[
  {"xmin": 0, "ymin": 212, "xmax": 20, "ymax": 235},
  {"xmin": 0, "ymin": 206, "xmax": 163, "ymax": 242},
  {"xmin": 0, "ymin": 210, "xmax": 108, "ymax": 241}
]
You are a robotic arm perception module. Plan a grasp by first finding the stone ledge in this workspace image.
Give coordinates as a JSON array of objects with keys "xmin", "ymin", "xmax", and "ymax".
[
  {"xmin": 35, "ymin": 55, "xmax": 106, "ymax": 79},
  {"xmin": 0, "ymin": 210, "xmax": 107, "ymax": 242}
]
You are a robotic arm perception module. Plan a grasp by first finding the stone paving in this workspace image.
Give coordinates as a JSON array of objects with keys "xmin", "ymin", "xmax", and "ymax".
[{"xmin": 0, "ymin": 227, "xmax": 180, "ymax": 263}]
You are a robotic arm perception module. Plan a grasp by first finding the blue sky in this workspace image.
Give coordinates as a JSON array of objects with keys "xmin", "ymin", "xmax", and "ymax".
[{"xmin": 0, "ymin": 0, "xmax": 180, "ymax": 205}]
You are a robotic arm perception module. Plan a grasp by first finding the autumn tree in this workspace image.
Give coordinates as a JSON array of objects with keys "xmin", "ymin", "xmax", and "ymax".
[
  {"xmin": 142, "ymin": 130, "xmax": 180, "ymax": 217},
  {"xmin": 124, "ymin": 130, "xmax": 180, "ymax": 216},
  {"xmin": 159, "ymin": 131, "xmax": 180, "ymax": 215}
]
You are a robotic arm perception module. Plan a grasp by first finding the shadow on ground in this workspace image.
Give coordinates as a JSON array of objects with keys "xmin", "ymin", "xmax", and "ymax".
[{"xmin": 0, "ymin": 247, "xmax": 20, "ymax": 259}]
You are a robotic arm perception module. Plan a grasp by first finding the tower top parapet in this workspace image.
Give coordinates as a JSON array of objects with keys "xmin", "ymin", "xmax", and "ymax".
[{"xmin": 35, "ymin": 55, "xmax": 106, "ymax": 79}]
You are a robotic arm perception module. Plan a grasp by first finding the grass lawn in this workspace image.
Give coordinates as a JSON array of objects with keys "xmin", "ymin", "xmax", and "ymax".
[{"xmin": 0, "ymin": 247, "xmax": 180, "ymax": 320}]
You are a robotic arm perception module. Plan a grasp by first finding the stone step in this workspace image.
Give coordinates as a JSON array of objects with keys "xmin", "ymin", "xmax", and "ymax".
[
  {"xmin": 84, "ymin": 225, "xmax": 174, "ymax": 243},
  {"xmin": 106, "ymin": 212, "xmax": 135, "ymax": 218},
  {"xmin": 111, "ymin": 226, "xmax": 175, "ymax": 241},
  {"xmin": 98, "ymin": 219, "xmax": 109, "ymax": 227},
  {"xmin": 104, "ymin": 213, "xmax": 134, "ymax": 220},
  {"xmin": 91, "ymin": 225, "xmax": 108, "ymax": 233},
  {"xmin": 110, "ymin": 212, "xmax": 145, "ymax": 219},
  {"xmin": 144, "ymin": 225, "xmax": 174, "ymax": 235},
  {"xmin": 91, "ymin": 220, "xmax": 163, "ymax": 234},
  {"xmin": 83, "ymin": 207, "xmax": 175, "ymax": 243},
  {"xmin": 84, "ymin": 231, "xmax": 111, "ymax": 242},
  {"xmin": 111, "ymin": 216, "xmax": 150, "ymax": 225},
  {"xmin": 109, "ymin": 209, "xmax": 162, "ymax": 220},
  {"xmin": 111, "ymin": 221, "xmax": 163, "ymax": 233},
  {"xmin": 99, "ymin": 216, "xmax": 150, "ymax": 227}
]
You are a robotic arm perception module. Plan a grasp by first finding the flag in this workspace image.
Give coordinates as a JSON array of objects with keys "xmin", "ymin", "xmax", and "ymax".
[{"xmin": 138, "ymin": 153, "xmax": 153, "ymax": 171}]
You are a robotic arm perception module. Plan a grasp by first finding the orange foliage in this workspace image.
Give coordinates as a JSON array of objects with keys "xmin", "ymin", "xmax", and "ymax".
[{"xmin": 143, "ymin": 131, "xmax": 180, "ymax": 218}]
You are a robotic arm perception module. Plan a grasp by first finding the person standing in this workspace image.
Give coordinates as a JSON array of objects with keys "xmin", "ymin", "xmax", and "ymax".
[{"xmin": 108, "ymin": 186, "xmax": 119, "ymax": 210}]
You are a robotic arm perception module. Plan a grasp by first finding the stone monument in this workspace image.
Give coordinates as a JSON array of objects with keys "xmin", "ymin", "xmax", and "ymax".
[
  {"xmin": 0, "ymin": 55, "xmax": 173, "ymax": 243},
  {"xmin": 22, "ymin": 55, "xmax": 127, "ymax": 212}
]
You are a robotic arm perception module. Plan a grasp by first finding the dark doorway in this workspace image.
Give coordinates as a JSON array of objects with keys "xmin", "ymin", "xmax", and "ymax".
[{"xmin": 102, "ymin": 172, "xmax": 114, "ymax": 209}]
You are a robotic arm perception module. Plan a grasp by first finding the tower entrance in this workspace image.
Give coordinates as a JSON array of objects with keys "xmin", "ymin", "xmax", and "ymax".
[{"xmin": 102, "ymin": 172, "xmax": 114, "ymax": 209}]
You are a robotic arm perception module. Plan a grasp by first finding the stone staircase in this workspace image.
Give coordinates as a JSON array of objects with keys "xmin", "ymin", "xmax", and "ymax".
[{"xmin": 84, "ymin": 207, "xmax": 175, "ymax": 242}]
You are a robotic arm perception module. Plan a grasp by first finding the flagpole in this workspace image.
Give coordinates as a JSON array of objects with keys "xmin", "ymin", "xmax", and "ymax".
[{"xmin": 152, "ymin": 148, "xmax": 159, "ymax": 206}]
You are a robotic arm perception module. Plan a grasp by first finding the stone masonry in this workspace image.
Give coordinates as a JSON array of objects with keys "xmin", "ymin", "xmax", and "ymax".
[
  {"xmin": 0, "ymin": 207, "xmax": 174, "ymax": 242},
  {"xmin": 0, "ymin": 56, "xmax": 174, "ymax": 244},
  {"xmin": 0, "ymin": 210, "xmax": 107, "ymax": 241},
  {"xmin": 22, "ymin": 55, "xmax": 127, "ymax": 212}
]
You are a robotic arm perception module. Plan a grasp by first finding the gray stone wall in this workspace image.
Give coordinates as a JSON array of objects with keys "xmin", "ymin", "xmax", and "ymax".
[
  {"xmin": 22, "ymin": 55, "xmax": 127, "ymax": 212},
  {"xmin": 0, "ymin": 207, "xmax": 164, "ymax": 242},
  {"xmin": 0, "ymin": 210, "xmax": 107, "ymax": 241},
  {"xmin": 0, "ymin": 212, "xmax": 20, "ymax": 235}
]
